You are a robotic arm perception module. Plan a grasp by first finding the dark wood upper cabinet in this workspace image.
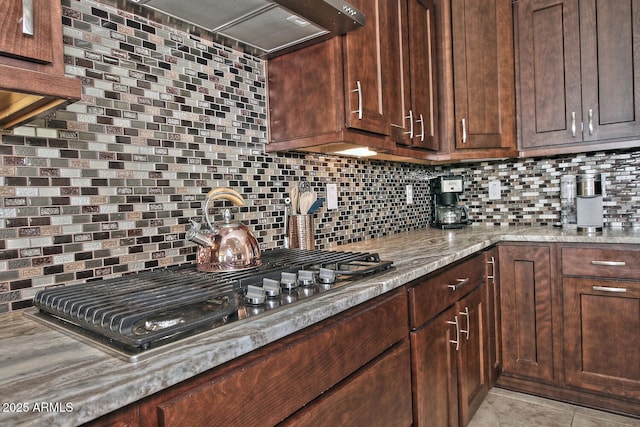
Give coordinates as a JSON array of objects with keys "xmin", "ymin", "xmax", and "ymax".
[
  {"xmin": 517, "ymin": 0, "xmax": 640, "ymax": 155},
  {"xmin": 388, "ymin": 0, "xmax": 439, "ymax": 151},
  {"xmin": 266, "ymin": 0, "xmax": 396, "ymax": 155},
  {"xmin": 433, "ymin": 0, "xmax": 517, "ymax": 161}
]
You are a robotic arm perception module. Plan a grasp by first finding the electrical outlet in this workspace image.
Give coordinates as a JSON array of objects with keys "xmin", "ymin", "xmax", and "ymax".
[
  {"xmin": 488, "ymin": 180, "xmax": 501, "ymax": 200},
  {"xmin": 406, "ymin": 185, "xmax": 413, "ymax": 205}
]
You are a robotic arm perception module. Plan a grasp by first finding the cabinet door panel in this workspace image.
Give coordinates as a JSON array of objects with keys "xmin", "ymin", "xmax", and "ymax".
[
  {"xmin": 411, "ymin": 305, "xmax": 459, "ymax": 427},
  {"xmin": 268, "ymin": 39, "xmax": 343, "ymax": 142},
  {"xmin": 408, "ymin": 0, "xmax": 438, "ymax": 150},
  {"xmin": 452, "ymin": 0, "xmax": 514, "ymax": 150},
  {"xmin": 457, "ymin": 285, "xmax": 490, "ymax": 427},
  {"xmin": 518, "ymin": 0, "xmax": 582, "ymax": 148},
  {"xmin": 580, "ymin": 0, "xmax": 640, "ymax": 141},
  {"xmin": 563, "ymin": 277, "xmax": 640, "ymax": 398},
  {"xmin": 0, "ymin": 0, "xmax": 53, "ymax": 64},
  {"xmin": 499, "ymin": 245, "xmax": 554, "ymax": 382},
  {"xmin": 344, "ymin": 0, "xmax": 389, "ymax": 135}
]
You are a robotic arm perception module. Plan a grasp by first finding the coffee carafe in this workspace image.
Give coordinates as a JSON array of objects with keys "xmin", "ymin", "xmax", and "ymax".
[{"xmin": 430, "ymin": 175, "xmax": 470, "ymax": 229}]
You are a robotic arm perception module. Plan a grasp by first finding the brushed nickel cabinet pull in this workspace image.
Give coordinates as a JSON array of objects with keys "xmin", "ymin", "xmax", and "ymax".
[
  {"xmin": 405, "ymin": 110, "xmax": 414, "ymax": 138},
  {"xmin": 417, "ymin": 113, "xmax": 425, "ymax": 142},
  {"xmin": 351, "ymin": 80, "xmax": 362, "ymax": 120},
  {"xmin": 459, "ymin": 307, "xmax": 470, "ymax": 340},
  {"xmin": 487, "ymin": 256, "xmax": 495, "ymax": 284},
  {"xmin": 22, "ymin": 0, "xmax": 34, "ymax": 36},
  {"xmin": 461, "ymin": 118, "xmax": 467, "ymax": 143},
  {"xmin": 588, "ymin": 109, "xmax": 593, "ymax": 134},
  {"xmin": 447, "ymin": 316, "xmax": 460, "ymax": 351},
  {"xmin": 571, "ymin": 111, "xmax": 576, "ymax": 137},
  {"xmin": 591, "ymin": 260, "xmax": 626, "ymax": 266},
  {"xmin": 592, "ymin": 285, "xmax": 627, "ymax": 293},
  {"xmin": 448, "ymin": 278, "xmax": 470, "ymax": 291}
]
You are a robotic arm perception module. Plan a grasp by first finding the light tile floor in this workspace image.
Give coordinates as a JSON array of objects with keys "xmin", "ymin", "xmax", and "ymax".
[{"xmin": 469, "ymin": 388, "xmax": 640, "ymax": 427}]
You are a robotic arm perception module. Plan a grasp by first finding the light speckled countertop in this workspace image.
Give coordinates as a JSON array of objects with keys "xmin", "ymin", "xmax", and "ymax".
[{"xmin": 2, "ymin": 226, "xmax": 639, "ymax": 426}]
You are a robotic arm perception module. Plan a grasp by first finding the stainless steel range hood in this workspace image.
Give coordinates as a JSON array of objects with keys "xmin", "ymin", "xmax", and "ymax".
[{"xmin": 132, "ymin": 0, "xmax": 365, "ymax": 58}]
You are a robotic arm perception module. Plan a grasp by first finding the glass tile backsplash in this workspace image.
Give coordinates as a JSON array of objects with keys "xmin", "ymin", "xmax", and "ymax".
[{"xmin": 0, "ymin": 0, "xmax": 639, "ymax": 311}]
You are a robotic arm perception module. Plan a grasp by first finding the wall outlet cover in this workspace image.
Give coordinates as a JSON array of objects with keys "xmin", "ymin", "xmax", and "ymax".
[
  {"xmin": 326, "ymin": 183, "xmax": 338, "ymax": 210},
  {"xmin": 489, "ymin": 180, "xmax": 501, "ymax": 200}
]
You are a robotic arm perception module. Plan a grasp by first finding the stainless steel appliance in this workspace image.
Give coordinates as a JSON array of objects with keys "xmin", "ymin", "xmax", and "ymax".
[
  {"xmin": 430, "ymin": 175, "xmax": 470, "ymax": 229},
  {"xmin": 25, "ymin": 249, "xmax": 393, "ymax": 362},
  {"xmin": 132, "ymin": 0, "xmax": 366, "ymax": 58},
  {"xmin": 576, "ymin": 173, "xmax": 603, "ymax": 233}
]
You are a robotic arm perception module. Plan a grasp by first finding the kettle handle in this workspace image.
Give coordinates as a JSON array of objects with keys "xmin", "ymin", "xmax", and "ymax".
[{"xmin": 204, "ymin": 188, "xmax": 245, "ymax": 229}]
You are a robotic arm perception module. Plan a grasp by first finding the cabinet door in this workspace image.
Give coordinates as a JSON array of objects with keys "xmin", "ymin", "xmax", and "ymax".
[
  {"xmin": 485, "ymin": 247, "xmax": 501, "ymax": 386},
  {"xmin": 343, "ymin": 0, "xmax": 390, "ymax": 135},
  {"xmin": 407, "ymin": 0, "xmax": 438, "ymax": 150},
  {"xmin": 451, "ymin": 0, "xmax": 515, "ymax": 150},
  {"xmin": 268, "ymin": 39, "xmax": 344, "ymax": 142},
  {"xmin": 498, "ymin": 245, "xmax": 554, "ymax": 382},
  {"xmin": 517, "ymin": 0, "xmax": 582, "ymax": 149},
  {"xmin": 563, "ymin": 277, "xmax": 640, "ymax": 399},
  {"xmin": 457, "ymin": 284, "xmax": 490, "ymax": 427},
  {"xmin": 0, "ymin": 0, "xmax": 54, "ymax": 64},
  {"xmin": 411, "ymin": 305, "xmax": 459, "ymax": 427},
  {"xmin": 579, "ymin": 0, "xmax": 640, "ymax": 141}
]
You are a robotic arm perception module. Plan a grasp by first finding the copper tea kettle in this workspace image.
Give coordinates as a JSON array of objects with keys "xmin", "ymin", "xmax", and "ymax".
[{"xmin": 186, "ymin": 188, "xmax": 262, "ymax": 272}]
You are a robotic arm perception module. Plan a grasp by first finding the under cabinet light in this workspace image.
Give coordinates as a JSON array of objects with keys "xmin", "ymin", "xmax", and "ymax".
[{"xmin": 334, "ymin": 147, "xmax": 378, "ymax": 157}]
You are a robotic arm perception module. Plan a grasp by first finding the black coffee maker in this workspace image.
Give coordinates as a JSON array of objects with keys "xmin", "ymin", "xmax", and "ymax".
[{"xmin": 430, "ymin": 175, "xmax": 470, "ymax": 229}]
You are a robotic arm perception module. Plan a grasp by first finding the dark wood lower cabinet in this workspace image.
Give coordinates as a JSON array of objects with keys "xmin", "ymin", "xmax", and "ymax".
[
  {"xmin": 409, "ymin": 253, "xmax": 490, "ymax": 427},
  {"xmin": 498, "ymin": 244, "xmax": 554, "ymax": 382},
  {"xmin": 456, "ymin": 286, "xmax": 490, "ymax": 426},
  {"xmin": 563, "ymin": 277, "xmax": 640, "ymax": 400},
  {"xmin": 497, "ymin": 243, "xmax": 640, "ymax": 418},
  {"xmin": 412, "ymin": 304, "xmax": 460, "ymax": 427}
]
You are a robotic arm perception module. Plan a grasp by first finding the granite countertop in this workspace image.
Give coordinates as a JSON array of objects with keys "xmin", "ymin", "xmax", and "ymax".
[{"xmin": 2, "ymin": 226, "xmax": 640, "ymax": 426}]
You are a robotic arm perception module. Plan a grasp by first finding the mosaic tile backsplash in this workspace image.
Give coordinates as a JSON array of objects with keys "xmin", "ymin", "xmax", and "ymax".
[{"xmin": 1, "ymin": 0, "xmax": 639, "ymax": 312}]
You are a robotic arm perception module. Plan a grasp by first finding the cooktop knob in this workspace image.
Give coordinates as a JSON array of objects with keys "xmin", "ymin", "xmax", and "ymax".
[
  {"xmin": 318, "ymin": 268, "xmax": 336, "ymax": 285},
  {"xmin": 262, "ymin": 278, "xmax": 281, "ymax": 298},
  {"xmin": 298, "ymin": 270, "xmax": 315, "ymax": 286},
  {"xmin": 280, "ymin": 271, "xmax": 298, "ymax": 291},
  {"xmin": 245, "ymin": 284, "xmax": 266, "ymax": 305}
]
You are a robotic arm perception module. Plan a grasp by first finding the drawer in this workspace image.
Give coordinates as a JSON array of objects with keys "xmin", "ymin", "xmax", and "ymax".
[
  {"xmin": 561, "ymin": 245, "xmax": 640, "ymax": 279},
  {"xmin": 408, "ymin": 254, "xmax": 484, "ymax": 329}
]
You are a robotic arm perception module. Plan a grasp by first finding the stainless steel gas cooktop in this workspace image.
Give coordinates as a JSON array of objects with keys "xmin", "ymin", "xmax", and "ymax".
[{"xmin": 25, "ymin": 248, "xmax": 393, "ymax": 362}]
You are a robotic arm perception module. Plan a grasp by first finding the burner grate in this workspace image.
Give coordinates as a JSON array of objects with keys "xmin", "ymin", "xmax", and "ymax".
[{"xmin": 28, "ymin": 249, "xmax": 393, "ymax": 357}]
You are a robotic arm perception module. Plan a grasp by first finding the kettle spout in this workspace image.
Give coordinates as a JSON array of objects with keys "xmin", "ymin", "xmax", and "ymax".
[{"xmin": 186, "ymin": 220, "xmax": 214, "ymax": 247}]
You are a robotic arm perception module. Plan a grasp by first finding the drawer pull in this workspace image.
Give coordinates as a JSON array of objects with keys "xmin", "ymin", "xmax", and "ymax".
[
  {"xmin": 591, "ymin": 260, "xmax": 626, "ymax": 267},
  {"xmin": 592, "ymin": 286, "xmax": 627, "ymax": 293},
  {"xmin": 459, "ymin": 307, "xmax": 470, "ymax": 340},
  {"xmin": 447, "ymin": 316, "xmax": 460, "ymax": 351},
  {"xmin": 448, "ymin": 278, "xmax": 470, "ymax": 291}
]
